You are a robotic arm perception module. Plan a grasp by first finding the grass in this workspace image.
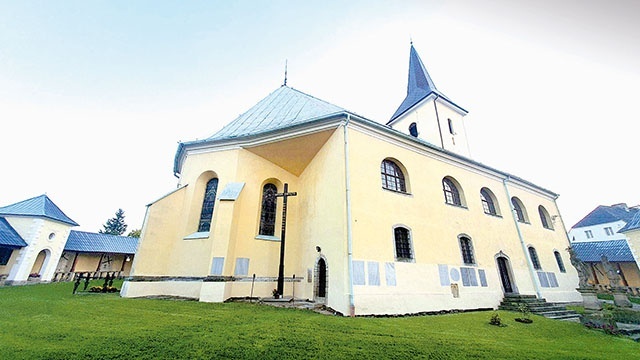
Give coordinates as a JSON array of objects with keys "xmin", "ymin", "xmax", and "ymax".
[{"xmin": 0, "ymin": 281, "xmax": 638, "ymax": 359}]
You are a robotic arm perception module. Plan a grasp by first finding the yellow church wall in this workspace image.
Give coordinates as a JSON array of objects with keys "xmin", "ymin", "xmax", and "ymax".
[{"xmin": 344, "ymin": 125, "xmax": 579, "ymax": 314}]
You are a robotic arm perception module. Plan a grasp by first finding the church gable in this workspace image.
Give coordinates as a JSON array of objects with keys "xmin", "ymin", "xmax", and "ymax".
[{"xmin": 0, "ymin": 195, "xmax": 79, "ymax": 226}]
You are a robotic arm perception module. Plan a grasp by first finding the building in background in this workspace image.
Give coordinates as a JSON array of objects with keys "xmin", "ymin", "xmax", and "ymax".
[
  {"xmin": 122, "ymin": 44, "xmax": 580, "ymax": 315},
  {"xmin": 569, "ymin": 203, "xmax": 640, "ymax": 288},
  {"xmin": 0, "ymin": 195, "xmax": 138, "ymax": 284}
]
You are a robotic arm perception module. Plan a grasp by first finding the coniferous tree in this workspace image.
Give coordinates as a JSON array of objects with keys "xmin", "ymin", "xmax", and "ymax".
[{"xmin": 100, "ymin": 209, "xmax": 128, "ymax": 235}]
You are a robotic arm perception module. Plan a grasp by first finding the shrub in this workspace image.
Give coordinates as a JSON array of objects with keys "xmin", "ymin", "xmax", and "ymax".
[{"xmin": 489, "ymin": 312, "xmax": 504, "ymax": 327}]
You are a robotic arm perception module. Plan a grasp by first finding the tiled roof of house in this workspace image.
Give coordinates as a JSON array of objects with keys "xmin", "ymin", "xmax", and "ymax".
[
  {"xmin": 571, "ymin": 240, "xmax": 635, "ymax": 262},
  {"xmin": 620, "ymin": 211, "xmax": 640, "ymax": 233},
  {"xmin": 65, "ymin": 230, "xmax": 138, "ymax": 254},
  {"xmin": 0, "ymin": 195, "xmax": 79, "ymax": 226},
  {"xmin": 0, "ymin": 217, "xmax": 28, "ymax": 248},
  {"xmin": 571, "ymin": 204, "xmax": 639, "ymax": 229},
  {"xmin": 388, "ymin": 44, "xmax": 466, "ymax": 123}
]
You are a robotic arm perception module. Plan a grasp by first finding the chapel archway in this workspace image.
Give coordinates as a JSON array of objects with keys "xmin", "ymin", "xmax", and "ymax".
[
  {"xmin": 30, "ymin": 249, "xmax": 50, "ymax": 279},
  {"xmin": 315, "ymin": 257, "xmax": 328, "ymax": 302},
  {"xmin": 495, "ymin": 252, "xmax": 517, "ymax": 294}
]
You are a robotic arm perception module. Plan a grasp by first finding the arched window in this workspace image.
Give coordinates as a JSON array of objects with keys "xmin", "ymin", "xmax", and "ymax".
[
  {"xmin": 393, "ymin": 227, "xmax": 413, "ymax": 261},
  {"xmin": 443, "ymin": 178, "xmax": 461, "ymax": 206},
  {"xmin": 480, "ymin": 188, "xmax": 497, "ymax": 215},
  {"xmin": 409, "ymin": 122, "xmax": 419, "ymax": 137},
  {"xmin": 198, "ymin": 178, "xmax": 219, "ymax": 232},
  {"xmin": 459, "ymin": 236, "xmax": 475, "ymax": 265},
  {"xmin": 448, "ymin": 118, "xmax": 455, "ymax": 135},
  {"xmin": 554, "ymin": 251, "xmax": 566, "ymax": 273},
  {"xmin": 511, "ymin": 197, "xmax": 527, "ymax": 223},
  {"xmin": 528, "ymin": 246, "xmax": 541, "ymax": 270},
  {"xmin": 381, "ymin": 159, "xmax": 406, "ymax": 193},
  {"xmin": 259, "ymin": 184, "xmax": 278, "ymax": 236},
  {"xmin": 538, "ymin": 205, "xmax": 553, "ymax": 230}
]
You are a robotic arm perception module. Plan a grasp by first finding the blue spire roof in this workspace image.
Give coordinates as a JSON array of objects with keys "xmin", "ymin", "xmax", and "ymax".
[
  {"xmin": 0, "ymin": 195, "xmax": 79, "ymax": 226},
  {"xmin": 0, "ymin": 217, "xmax": 28, "ymax": 248},
  {"xmin": 571, "ymin": 204, "xmax": 639, "ymax": 229},
  {"xmin": 620, "ymin": 211, "xmax": 640, "ymax": 233},
  {"xmin": 388, "ymin": 44, "xmax": 466, "ymax": 123}
]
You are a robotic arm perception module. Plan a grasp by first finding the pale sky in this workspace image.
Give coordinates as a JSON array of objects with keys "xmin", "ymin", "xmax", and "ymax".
[{"xmin": 1, "ymin": 1, "xmax": 638, "ymax": 233}]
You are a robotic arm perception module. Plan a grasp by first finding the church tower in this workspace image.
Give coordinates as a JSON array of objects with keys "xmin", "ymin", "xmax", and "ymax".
[{"xmin": 388, "ymin": 44, "xmax": 471, "ymax": 158}]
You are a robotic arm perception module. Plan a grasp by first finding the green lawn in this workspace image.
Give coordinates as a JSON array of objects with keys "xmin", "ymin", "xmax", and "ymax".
[{"xmin": 0, "ymin": 281, "xmax": 637, "ymax": 359}]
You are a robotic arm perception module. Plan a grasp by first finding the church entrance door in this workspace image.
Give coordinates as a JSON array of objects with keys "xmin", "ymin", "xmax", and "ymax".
[
  {"xmin": 316, "ymin": 258, "xmax": 327, "ymax": 301},
  {"xmin": 497, "ymin": 256, "xmax": 514, "ymax": 294}
]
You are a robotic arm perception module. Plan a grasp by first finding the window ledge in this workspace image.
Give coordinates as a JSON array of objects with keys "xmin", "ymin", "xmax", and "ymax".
[
  {"xmin": 484, "ymin": 213, "xmax": 503, "ymax": 218},
  {"xmin": 382, "ymin": 187, "xmax": 412, "ymax": 196},
  {"xmin": 255, "ymin": 235, "xmax": 280, "ymax": 242},
  {"xmin": 445, "ymin": 202, "xmax": 468, "ymax": 210},
  {"xmin": 184, "ymin": 232, "xmax": 210, "ymax": 240},
  {"xmin": 395, "ymin": 258, "xmax": 415, "ymax": 263}
]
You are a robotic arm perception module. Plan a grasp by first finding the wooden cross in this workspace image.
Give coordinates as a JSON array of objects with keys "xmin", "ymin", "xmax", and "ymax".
[{"xmin": 275, "ymin": 183, "xmax": 297, "ymax": 296}]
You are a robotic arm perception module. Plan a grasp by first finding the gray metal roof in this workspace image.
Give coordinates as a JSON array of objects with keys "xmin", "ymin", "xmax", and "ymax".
[
  {"xmin": 388, "ymin": 44, "xmax": 467, "ymax": 123},
  {"xmin": 65, "ymin": 230, "xmax": 138, "ymax": 254},
  {"xmin": 174, "ymin": 85, "xmax": 346, "ymax": 174},
  {"xmin": 208, "ymin": 85, "xmax": 345, "ymax": 141},
  {"xmin": 0, "ymin": 217, "xmax": 28, "ymax": 248},
  {"xmin": 0, "ymin": 195, "xmax": 79, "ymax": 226},
  {"xmin": 572, "ymin": 240, "xmax": 635, "ymax": 262}
]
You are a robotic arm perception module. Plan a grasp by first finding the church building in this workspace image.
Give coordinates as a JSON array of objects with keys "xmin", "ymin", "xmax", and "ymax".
[{"xmin": 121, "ymin": 45, "xmax": 581, "ymax": 315}]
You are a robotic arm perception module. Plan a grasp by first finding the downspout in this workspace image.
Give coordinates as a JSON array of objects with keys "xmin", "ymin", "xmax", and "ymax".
[
  {"xmin": 433, "ymin": 95, "xmax": 445, "ymax": 149},
  {"xmin": 502, "ymin": 176, "xmax": 543, "ymax": 299},
  {"xmin": 344, "ymin": 114, "xmax": 355, "ymax": 317},
  {"xmin": 552, "ymin": 196, "xmax": 572, "ymax": 248}
]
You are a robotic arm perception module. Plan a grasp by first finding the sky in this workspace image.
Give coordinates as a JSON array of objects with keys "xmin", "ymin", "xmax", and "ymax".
[{"xmin": 1, "ymin": 0, "xmax": 638, "ymax": 233}]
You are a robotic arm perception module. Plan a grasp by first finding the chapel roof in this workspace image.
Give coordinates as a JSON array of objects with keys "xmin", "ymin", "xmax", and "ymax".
[
  {"xmin": 0, "ymin": 217, "xmax": 28, "ymax": 248},
  {"xmin": 571, "ymin": 204, "xmax": 639, "ymax": 229},
  {"xmin": 388, "ymin": 44, "xmax": 467, "ymax": 123},
  {"xmin": 207, "ymin": 85, "xmax": 346, "ymax": 141},
  {"xmin": 65, "ymin": 230, "xmax": 138, "ymax": 254},
  {"xmin": 571, "ymin": 239, "xmax": 635, "ymax": 262},
  {"xmin": 0, "ymin": 195, "xmax": 79, "ymax": 226}
]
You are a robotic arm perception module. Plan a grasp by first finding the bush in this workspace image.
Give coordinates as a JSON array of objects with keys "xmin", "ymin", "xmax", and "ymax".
[{"xmin": 489, "ymin": 312, "xmax": 505, "ymax": 327}]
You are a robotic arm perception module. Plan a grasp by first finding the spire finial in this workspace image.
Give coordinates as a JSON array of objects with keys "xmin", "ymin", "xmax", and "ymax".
[
  {"xmin": 410, "ymin": 36, "xmax": 413, "ymax": 46},
  {"xmin": 283, "ymin": 59, "xmax": 288, "ymax": 86}
]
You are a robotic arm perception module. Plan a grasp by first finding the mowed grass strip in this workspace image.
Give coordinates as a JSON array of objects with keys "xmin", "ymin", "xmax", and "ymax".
[{"xmin": 0, "ymin": 281, "xmax": 637, "ymax": 359}]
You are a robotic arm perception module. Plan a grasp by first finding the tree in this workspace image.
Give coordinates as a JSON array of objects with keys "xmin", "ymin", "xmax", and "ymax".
[
  {"xmin": 100, "ymin": 209, "xmax": 128, "ymax": 235},
  {"xmin": 127, "ymin": 229, "xmax": 141, "ymax": 238}
]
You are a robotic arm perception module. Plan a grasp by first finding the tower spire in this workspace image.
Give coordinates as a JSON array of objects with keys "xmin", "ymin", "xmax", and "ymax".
[{"xmin": 283, "ymin": 59, "xmax": 288, "ymax": 86}]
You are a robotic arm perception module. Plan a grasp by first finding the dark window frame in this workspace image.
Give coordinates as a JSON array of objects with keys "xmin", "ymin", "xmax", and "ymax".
[
  {"xmin": 394, "ymin": 227, "xmax": 413, "ymax": 261},
  {"xmin": 259, "ymin": 183, "xmax": 278, "ymax": 236},
  {"xmin": 459, "ymin": 236, "xmax": 475, "ymax": 265},
  {"xmin": 528, "ymin": 246, "xmax": 542, "ymax": 270},
  {"xmin": 409, "ymin": 122, "xmax": 419, "ymax": 137},
  {"xmin": 554, "ymin": 251, "xmax": 566, "ymax": 273},
  {"xmin": 198, "ymin": 178, "xmax": 219, "ymax": 232},
  {"xmin": 538, "ymin": 206, "xmax": 553, "ymax": 230},
  {"xmin": 443, "ymin": 178, "xmax": 462, "ymax": 206},
  {"xmin": 0, "ymin": 247, "xmax": 13, "ymax": 265},
  {"xmin": 511, "ymin": 197, "xmax": 527, "ymax": 223},
  {"xmin": 381, "ymin": 159, "xmax": 407, "ymax": 193},
  {"xmin": 480, "ymin": 188, "xmax": 497, "ymax": 215}
]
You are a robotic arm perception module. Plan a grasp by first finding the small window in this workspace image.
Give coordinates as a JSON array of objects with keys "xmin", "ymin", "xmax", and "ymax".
[
  {"xmin": 259, "ymin": 184, "xmax": 278, "ymax": 236},
  {"xmin": 528, "ymin": 246, "xmax": 541, "ymax": 270},
  {"xmin": 459, "ymin": 236, "xmax": 475, "ymax": 265},
  {"xmin": 538, "ymin": 206, "xmax": 553, "ymax": 230},
  {"xmin": 480, "ymin": 188, "xmax": 497, "ymax": 215},
  {"xmin": 511, "ymin": 197, "xmax": 527, "ymax": 223},
  {"xmin": 198, "ymin": 178, "xmax": 219, "ymax": 232},
  {"xmin": 604, "ymin": 227, "xmax": 614, "ymax": 236},
  {"xmin": 409, "ymin": 122, "xmax": 418, "ymax": 137},
  {"xmin": 554, "ymin": 251, "xmax": 566, "ymax": 273},
  {"xmin": 394, "ymin": 227, "xmax": 413, "ymax": 261},
  {"xmin": 585, "ymin": 230, "xmax": 593, "ymax": 239},
  {"xmin": 381, "ymin": 159, "xmax": 407, "ymax": 193},
  {"xmin": 0, "ymin": 247, "xmax": 13, "ymax": 265},
  {"xmin": 448, "ymin": 118, "xmax": 455, "ymax": 135},
  {"xmin": 443, "ymin": 178, "xmax": 461, "ymax": 206}
]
